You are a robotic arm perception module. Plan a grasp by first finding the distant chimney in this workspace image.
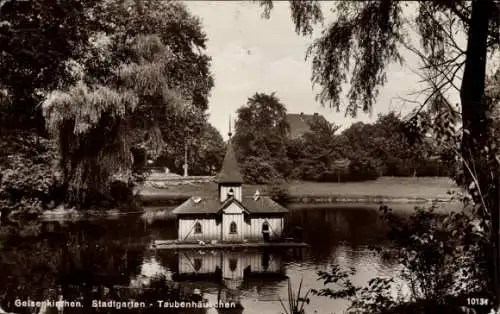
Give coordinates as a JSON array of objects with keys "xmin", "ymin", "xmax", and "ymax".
[{"xmin": 314, "ymin": 112, "xmax": 318, "ymax": 116}]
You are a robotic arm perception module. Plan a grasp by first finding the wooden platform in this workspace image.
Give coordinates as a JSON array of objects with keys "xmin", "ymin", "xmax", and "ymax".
[{"xmin": 150, "ymin": 240, "xmax": 310, "ymax": 250}]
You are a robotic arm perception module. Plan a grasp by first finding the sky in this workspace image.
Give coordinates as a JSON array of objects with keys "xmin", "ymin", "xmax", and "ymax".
[{"xmin": 184, "ymin": 1, "xmax": 461, "ymax": 140}]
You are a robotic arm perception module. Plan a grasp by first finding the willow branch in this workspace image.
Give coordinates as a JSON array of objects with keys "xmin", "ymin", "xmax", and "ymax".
[
  {"xmin": 425, "ymin": 8, "xmax": 466, "ymax": 55},
  {"xmin": 445, "ymin": 3, "xmax": 471, "ymax": 26}
]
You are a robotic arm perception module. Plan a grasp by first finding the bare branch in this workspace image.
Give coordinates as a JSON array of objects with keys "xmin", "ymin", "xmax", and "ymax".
[
  {"xmin": 424, "ymin": 8, "xmax": 466, "ymax": 55},
  {"xmin": 430, "ymin": 59, "xmax": 465, "ymax": 94},
  {"xmin": 402, "ymin": 39, "xmax": 465, "ymax": 95}
]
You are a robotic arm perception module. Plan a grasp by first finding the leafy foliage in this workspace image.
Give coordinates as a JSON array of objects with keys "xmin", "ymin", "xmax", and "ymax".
[
  {"xmin": 91, "ymin": 0, "xmax": 213, "ymax": 110},
  {"xmin": 311, "ymin": 205, "xmax": 491, "ymax": 314},
  {"xmin": 155, "ymin": 122, "xmax": 226, "ymax": 175},
  {"xmin": 240, "ymin": 156, "xmax": 283, "ymax": 184},
  {"xmin": 1, "ymin": 0, "xmax": 215, "ymax": 211},
  {"xmin": 233, "ymin": 92, "xmax": 291, "ymax": 183},
  {"xmin": 0, "ymin": 132, "xmax": 61, "ymax": 216},
  {"xmin": 347, "ymin": 157, "xmax": 379, "ymax": 181},
  {"xmin": 268, "ymin": 184, "xmax": 291, "ymax": 205},
  {"xmin": 308, "ymin": 2, "xmax": 404, "ymax": 116},
  {"xmin": 234, "ymin": 95, "xmax": 450, "ymax": 183},
  {"xmin": 40, "ymin": 1, "xmax": 214, "ymax": 208},
  {"xmin": 343, "ymin": 112, "xmax": 450, "ymax": 177},
  {"xmin": 259, "ymin": 0, "xmax": 500, "ymax": 306},
  {"xmin": 42, "ymin": 80, "xmax": 140, "ymax": 207},
  {"xmin": 291, "ymin": 115, "xmax": 344, "ymax": 181},
  {"xmin": 0, "ymin": 0, "xmax": 99, "ymax": 133}
]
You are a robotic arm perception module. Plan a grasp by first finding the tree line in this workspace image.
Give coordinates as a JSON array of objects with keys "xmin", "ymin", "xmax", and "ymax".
[
  {"xmin": 1, "ymin": 0, "xmax": 499, "ymax": 311},
  {"xmin": 258, "ymin": 0, "xmax": 499, "ymax": 311},
  {"xmin": 232, "ymin": 92, "xmax": 454, "ymax": 184},
  {"xmin": 0, "ymin": 0, "xmax": 220, "ymax": 213}
]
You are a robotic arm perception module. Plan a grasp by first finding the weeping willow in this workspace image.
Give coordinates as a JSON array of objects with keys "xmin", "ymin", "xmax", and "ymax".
[
  {"xmin": 42, "ymin": 82, "xmax": 138, "ymax": 206},
  {"xmin": 42, "ymin": 34, "xmax": 189, "ymax": 208}
]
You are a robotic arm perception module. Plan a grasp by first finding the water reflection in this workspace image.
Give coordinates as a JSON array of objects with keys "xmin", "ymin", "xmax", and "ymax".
[
  {"xmin": 171, "ymin": 249, "xmax": 289, "ymax": 313},
  {"xmin": 0, "ymin": 205, "xmax": 401, "ymax": 314}
]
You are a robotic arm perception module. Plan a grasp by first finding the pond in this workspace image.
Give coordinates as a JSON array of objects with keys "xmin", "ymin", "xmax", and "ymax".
[{"xmin": 0, "ymin": 205, "xmax": 412, "ymax": 314}]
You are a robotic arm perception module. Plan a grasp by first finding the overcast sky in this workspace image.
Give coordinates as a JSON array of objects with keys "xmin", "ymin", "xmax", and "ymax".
[{"xmin": 184, "ymin": 1, "xmax": 462, "ymax": 139}]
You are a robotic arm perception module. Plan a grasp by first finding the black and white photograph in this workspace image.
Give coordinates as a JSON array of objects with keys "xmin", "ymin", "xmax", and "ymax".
[{"xmin": 0, "ymin": 0, "xmax": 499, "ymax": 313}]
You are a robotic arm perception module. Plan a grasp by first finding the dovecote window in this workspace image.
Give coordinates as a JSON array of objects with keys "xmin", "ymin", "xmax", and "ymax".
[
  {"xmin": 229, "ymin": 221, "xmax": 237, "ymax": 234},
  {"xmin": 194, "ymin": 222, "xmax": 202, "ymax": 234},
  {"xmin": 229, "ymin": 259, "xmax": 237, "ymax": 272},
  {"xmin": 227, "ymin": 188, "xmax": 234, "ymax": 198}
]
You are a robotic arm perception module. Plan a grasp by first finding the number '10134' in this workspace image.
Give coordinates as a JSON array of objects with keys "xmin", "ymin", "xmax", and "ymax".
[{"xmin": 467, "ymin": 298, "xmax": 489, "ymax": 306}]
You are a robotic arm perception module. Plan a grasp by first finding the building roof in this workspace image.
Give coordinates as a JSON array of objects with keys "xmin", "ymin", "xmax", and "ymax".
[
  {"xmin": 171, "ymin": 195, "xmax": 289, "ymax": 215},
  {"xmin": 286, "ymin": 113, "xmax": 322, "ymax": 139},
  {"xmin": 215, "ymin": 139, "xmax": 244, "ymax": 184}
]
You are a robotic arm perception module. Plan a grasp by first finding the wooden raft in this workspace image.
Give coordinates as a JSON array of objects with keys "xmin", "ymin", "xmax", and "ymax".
[{"xmin": 150, "ymin": 239, "xmax": 310, "ymax": 250}]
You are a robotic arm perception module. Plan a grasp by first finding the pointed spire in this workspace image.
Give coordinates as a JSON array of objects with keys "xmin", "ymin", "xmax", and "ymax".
[{"xmin": 216, "ymin": 133, "xmax": 244, "ymax": 184}]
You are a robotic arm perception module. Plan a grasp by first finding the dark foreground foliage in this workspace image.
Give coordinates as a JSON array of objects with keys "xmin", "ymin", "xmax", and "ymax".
[
  {"xmin": 0, "ymin": 131, "xmax": 143, "ymax": 216},
  {"xmin": 310, "ymin": 204, "xmax": 494, "ymax": 314},
  {"xmin": 0, "ymin": 132, "xmax": 61, "ymax": 216}
]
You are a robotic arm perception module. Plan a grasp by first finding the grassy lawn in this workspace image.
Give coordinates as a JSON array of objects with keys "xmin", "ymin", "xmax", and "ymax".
[
  {"xmin": 285, "ymin": 177, "xmax": 460, "ymax": 199},
  {"xmin": 138, "ymin": 177, "xmax": 461, "ymax": 200}
]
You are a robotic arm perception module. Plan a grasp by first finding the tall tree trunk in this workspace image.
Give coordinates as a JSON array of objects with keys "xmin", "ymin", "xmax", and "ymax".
[{"xmin": 460, "ymin": 0, "xmax": 499, "ymax": 306}]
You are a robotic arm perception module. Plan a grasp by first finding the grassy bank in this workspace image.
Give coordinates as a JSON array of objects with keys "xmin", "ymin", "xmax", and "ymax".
[{"xmin": 137, "ymin": 177, "xmax": 462, "ymax": 206}]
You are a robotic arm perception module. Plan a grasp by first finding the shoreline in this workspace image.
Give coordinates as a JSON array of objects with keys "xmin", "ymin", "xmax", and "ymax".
[
  {"xmin": 137, "ymin": 185, "xmax": 458, "ymax": 207},
  {"xmin": 140, "ymin": 200, "xmax": 462, "ymax": 222},
  {"xmin": 36, "ymin": 195, "xmax": 460, "ymax": 222},
  {"xmin": 8, "ymin": 177, "xmax": 461, "ymax": 221},
  {"xmin": 138, "ymin": 193, "xmax": 456, "ymax": 206}
]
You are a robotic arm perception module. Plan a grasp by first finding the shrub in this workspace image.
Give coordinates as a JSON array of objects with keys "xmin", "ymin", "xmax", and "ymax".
[
  {"xmin": 291, "ymin": 160, "xmax": 348, "ymax": 182},
  {"xmin": 347, "ymin": 157, "xmax": 379, "ymax": 181},
  {"xmin": 240, "ymin": 156, "xmax": 283, "ymax": 184},
  {"xmin": 268, "ymin": 184, "xmax": 291, "ymax": 205},
  {"xmin": 109, "ymin": 180, "xmax": 139, "ymax": 211},
  {"xmin": 415, "ymin": 159, "xmax": 451, "ymax": 177},
  {"xmin": 312, "ymin": 205, "xmax": 492, "ymax": 314},
  {"xmin": 0, "ymin": 133, "xmax": 61, "ymax": 216}
]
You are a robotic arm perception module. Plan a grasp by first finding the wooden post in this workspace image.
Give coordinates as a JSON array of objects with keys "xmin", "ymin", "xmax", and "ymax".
[{"xmin": 183, "ymin": 140, "xmax": 188, "ymax": 177}]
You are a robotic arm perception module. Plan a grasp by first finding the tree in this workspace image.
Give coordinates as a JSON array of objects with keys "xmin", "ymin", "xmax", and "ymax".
[
  {"xmin": 0, "ymin": 0, "xmax": 99, "ymax": 134},
  {"xmin": 0, "ymin": 132, "xmax": 61, "ymax": 216},
  {"xmin": 155, "ymin": 123, "xmax": 226, "ymax": 176},
  {"xmin": 91, "ymin": 0, "xmax": 213, "ymax": 111},
  {"xmin": 192, "ymin": 124, "xmax": 226, "ymax": 175},
  {"xmin": 258, "ymin": 0, "xmax": 500, "ymax": 307},
  {"xmin": 42, "ymin": 1, "xmax": 213, "ymax": 208},
  {"xmin": 91, "ymin": 0, "xmax": 214, "ymax": 177},
  {"xmin": 302, "ymin": 114, "xmax": 339, "ymax": 154},
  {"xmin": 337, "ymin": 112, "xmax": 447, "ymax": 178},
  {"xmin": 233, "ymin": 92, "xmax": 291, "ymax": 183},
  {"xmin": 0, "ymin": 0, "xmax": 99, "ymax": 214},
  {"xmin": 292, "ymin": 115, "xmax": 345, "ymax": 181},
  {"xmin": 371, "ymin": 112, "xmax": 430, "ymax": 176},
  {"xmin": 341, "ymin": 122, "xmax": 378, "ymax": 160}
]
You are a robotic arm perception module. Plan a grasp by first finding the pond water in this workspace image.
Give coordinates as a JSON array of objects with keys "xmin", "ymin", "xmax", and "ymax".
[{"xmin": 0, "ymin": 205, "xmax": 410, "ymax": 314}]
